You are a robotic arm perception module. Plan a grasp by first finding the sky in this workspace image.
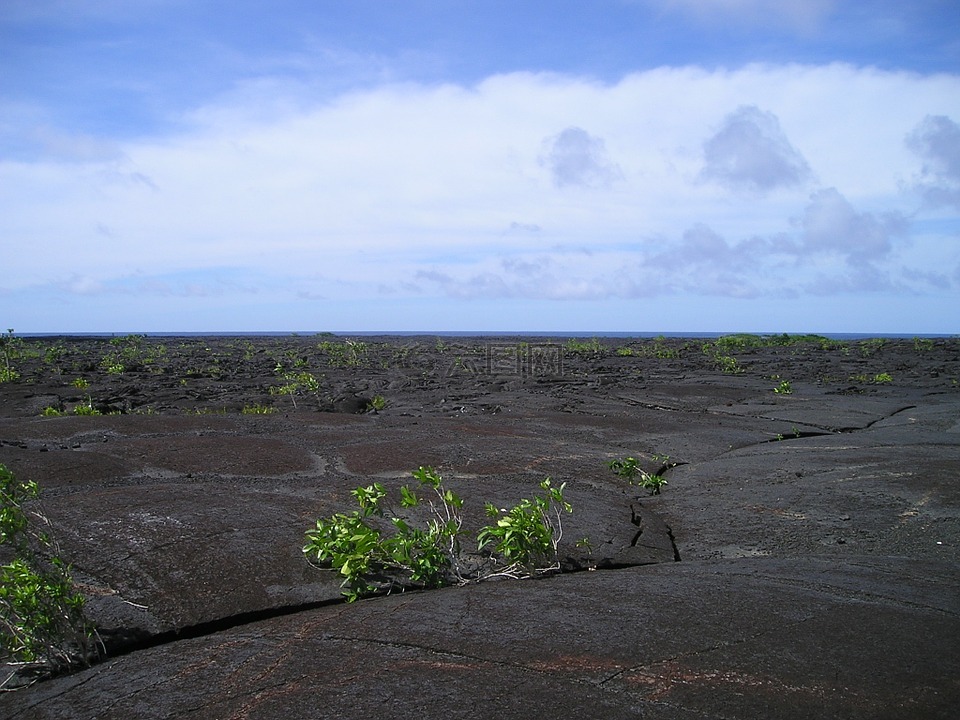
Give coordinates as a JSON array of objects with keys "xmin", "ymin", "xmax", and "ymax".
[{"xmin": 2, "ymin": 1, "xmax": 959, "ymax": 334}]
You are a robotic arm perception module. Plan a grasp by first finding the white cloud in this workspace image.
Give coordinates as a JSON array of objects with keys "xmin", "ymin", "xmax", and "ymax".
[
  {"xmin": 700, "ymin": 105, "xmax": 812, "ymax": 192},
  {"xmin": 1, "ymin": 63, "xmax": 958, "ymax": 324},
  {"xmin": 906, "ymin": 114, "xmax": 960, "ymax": 209},
  {"xmin": 540, "ymin": 127, "xmax": 623, "ymax": 189},
  {"xmin": 797, "ymin": 187, "xmax": 905, "ymax": 264}
]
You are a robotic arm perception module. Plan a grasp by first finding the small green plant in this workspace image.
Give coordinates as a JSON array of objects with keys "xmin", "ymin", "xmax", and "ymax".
[
  {"xmin": 607, "ymin": 456, "xmax": 641, "ymax": 482},
  {"xmin": 1, "ymin": 464, "xmax": 98, "ymax": 685},
  {"xmin": 913, "ymin": 337, "xmax": 934, "ymax": 352},
  {"xmin": 241, "ymin": 404, "xmax": 278, "ymax": 414},
  {"xmin": 774, "ymin": 380, "xmax": 793, "ymax": 394},
  {"xmin": 0, "ymin": 330, "xmax": 20, "ymax": 383},
  {"xmin": 714, "ymin": 354, "xmax": 742, "ymax": 374},
  {"xmin": 606, "ymin": 456, "xmax": 668, "ymax": 495},
  {"xmin": 873, "ymin": 372, "xmax": 893, "ymax": 384},
  {"xmin": 637, "ymin": 473, "xmax": 667, "ymax": 494},
  {"xmin": 103, "ymin": 362, "xmax": 125, "ymax": 375},
  {"xmin": 858, "ymin": 338, "xmax": 887, "ymax": 356},
  {"xmin": 644, "ymin": 336, "xmax": 679, "ymax": 359},
  {"xmin": 367, "ymin": 395, "xmax": 387, "ymax": 412},
  {"xmin": 270, "ymin": 370, "xmax": 323, "ymax": 410},
  {"xmin": 72, "ymin": 398, "xmax": 101, "ymax": 416},
  {"xmin": 71, "ymin": 378, "xmax": 89, "ymax": 390},
  {"xmin": 40, "ymin": 407, "xmax": 63, "ymax": 417}
]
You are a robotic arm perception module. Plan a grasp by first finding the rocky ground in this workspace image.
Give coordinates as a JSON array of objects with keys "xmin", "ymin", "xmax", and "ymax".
[{"xmin": 0, "ymin": 333, "xmax": 958, "ymax": 718}]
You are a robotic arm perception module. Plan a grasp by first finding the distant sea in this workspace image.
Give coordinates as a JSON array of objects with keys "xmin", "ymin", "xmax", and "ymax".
[{"xmin": 18, "ymin": 331, "xmax": 955, "ymax": 340}]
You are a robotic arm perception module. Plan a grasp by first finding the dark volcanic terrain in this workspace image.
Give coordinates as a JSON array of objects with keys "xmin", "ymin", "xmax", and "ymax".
[{"xmin": 1, "ymin": 334, "xmax": 958, "ymax": 718}]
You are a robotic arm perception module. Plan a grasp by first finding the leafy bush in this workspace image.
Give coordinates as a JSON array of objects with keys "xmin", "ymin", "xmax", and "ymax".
[
  {"xmin": 304, "ymin": 467, "xmax": 572, "ymax": 602},
  {"xmin": 1, "ymin": 465, "xmax": 98, "ymax": 687},
  {"xmin": 478, "ymin": 479, "xmax": 571, "ymax": 573}
]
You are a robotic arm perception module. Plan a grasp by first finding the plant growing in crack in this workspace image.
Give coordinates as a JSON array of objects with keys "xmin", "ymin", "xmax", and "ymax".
[
  {"xmin": 1, "ymin": 464, "xmax": 100, "ymax": 688},
  {"xmin": 478, "ymin": 478, "xmax": 571, "ymax": 575},
  {"xmin": 607, "ymin": 456, "xmax": 668, "ymax": 495},
  {"xmin": 303, "ymin": 467, "xmax": 572, "ymax": 602}
]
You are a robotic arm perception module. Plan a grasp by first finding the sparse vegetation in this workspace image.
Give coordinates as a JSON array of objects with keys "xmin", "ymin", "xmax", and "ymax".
[
  {"xmin": 241, "ymin": 404, "xmax": 278, "ymax": 414},
  {"xmin": 317, "ymin": 339, "xmax": 367, "ymax": 368},
  {"xmin": 565, "ymin": 338, "xmax": 605, "ymax": 358},
  {"xmin": 859, "ymin": 338, "xmax": 887, "ymax": 356}
]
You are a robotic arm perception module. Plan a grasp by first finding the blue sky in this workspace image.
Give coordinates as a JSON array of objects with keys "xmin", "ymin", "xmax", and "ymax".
[{"xmin": 2, "ymin": 1, "xmax": 959, "ymax": 333}]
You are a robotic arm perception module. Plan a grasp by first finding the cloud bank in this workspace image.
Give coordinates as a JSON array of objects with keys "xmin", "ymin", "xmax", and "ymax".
[{"xmin": 1, "ymin": 62, "xmax": 958, "ymax": 330}]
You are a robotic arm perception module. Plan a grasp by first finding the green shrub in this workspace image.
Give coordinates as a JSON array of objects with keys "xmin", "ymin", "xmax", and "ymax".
[
  {"xmin": 304, "ymin": 467, "xmax": 465, "ymax": 601},
  {"xmin": 1, "ymin": 464, "xmax": 98, "ymax": 686},
  {"xmin": 478, "ymin": 479, "xmax": 571, "ymax": 573},
  {"xmin": 304, "ymin": 467, "xmax": 572, "ymax": 602}
]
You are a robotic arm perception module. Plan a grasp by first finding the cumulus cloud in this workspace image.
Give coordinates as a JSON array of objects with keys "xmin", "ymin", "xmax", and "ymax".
[
  {"xmin": 412, "ymin": 184, "xmax": 924, "ymax": 303},
  {"xmin": 906, "ymin": 114, "xmax": 960, "ymax": 208},
  {"xmin": 798, "ymin": 188, "xmax": 906, "ymax": 265},
  {"xmin": 700, "ymin": 105, "xmax": 812, "ymax": 192},
  {"xmin": 540, "ymin": 127, "xmax": 623, "ymax": 189}
]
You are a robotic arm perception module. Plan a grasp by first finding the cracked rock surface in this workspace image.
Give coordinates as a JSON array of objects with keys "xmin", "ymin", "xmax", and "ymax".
[{"xmin": 1, "ymin": 335, "xmax": 958, "ymax": 718}]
